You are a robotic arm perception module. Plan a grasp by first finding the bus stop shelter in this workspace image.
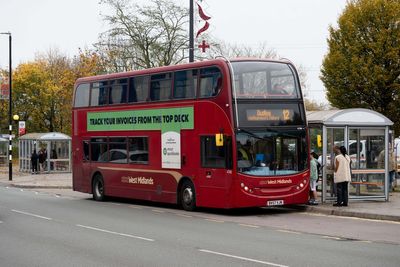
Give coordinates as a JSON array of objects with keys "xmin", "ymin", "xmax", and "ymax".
[
  {"xmin": 19, "ymin": 132, "xmax": 71, "ymax": 173},
  {"xmin": 307, "ymin": 108, "xmax": 393, "ymax": 202},
  {"xmin": 0, "ymin": 136, "xmax": 8, "ymax": 166}
]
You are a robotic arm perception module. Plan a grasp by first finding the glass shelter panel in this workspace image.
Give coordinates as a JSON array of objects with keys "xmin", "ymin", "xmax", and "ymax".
[{"xmin": 349, "ymin": 128, "xmax": 385, "ymax": 197}]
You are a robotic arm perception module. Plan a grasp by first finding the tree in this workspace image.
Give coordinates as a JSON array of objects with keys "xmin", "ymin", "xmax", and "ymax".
[
  {"xmin": 72, "ymin": 48, "xmax": 105, "ymax": 78},
  {"xmin": 304, "ymin": 98, "xmax": 330, "ymax": 111},
  {"xmin": 12, "ymin": 48, "xmax": 104, "ymax": 135},
  {"xmin": 97, "ymin": 0, "xmax": 189, "ymax": 72},
  {"xmin": 321, "ymin": 0, "xmax": 400, "ymax": 132},
  {"xmin": 205, "ymin": 40, "xmax": 278, "ymax": 60}
]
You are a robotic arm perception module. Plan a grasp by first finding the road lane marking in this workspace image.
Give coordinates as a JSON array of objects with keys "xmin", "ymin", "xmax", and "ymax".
[
  {"xmin": 174, "ymin": 213, "xmax": 193, "ymax": 218},
  {"xmin": 76, "ymin": 224, "xmax": 154, "ymax": 242},
  {"xmin": 152, "ymin": 209, "xmax": 165, "ymax": 213},
  {"xmin": 12, "ymin": 209, "xmax": 52, "ymax": 221},
  {"xmin": 239, "ymin": 224, "xmax": 260, "ymax": 229},
  {"xmin": 205, "ymin": 218, "xmax": 225, "ymax": 223},
  {"xmin": 128, "ymin": 205, "xmax": 143, "ymax": 209},
  {"xmin": 277, "ymin": 230, "xmax": 301, "ymax": 235},
  {"xmin": 322, "ymin": 235, "xmax": 342, "ymax": 240},
  {"xmin": 199, "ymin": 249, "xmax": 289, "ymax": 267}
]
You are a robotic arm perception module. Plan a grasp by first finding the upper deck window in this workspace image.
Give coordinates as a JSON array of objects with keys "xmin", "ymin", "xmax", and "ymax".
[
  {"xmin": 109, "ymin": 79, "xmax": 128, "ymax": 104},
  {"xmin": 150, "ymin": 73, "xmax": 171, "ymax": 101},
  {"xmin": 232, "ymin": 61, "xmax": 300, "ymax": 99},
  {"xmin": 199, "ymin": 67, "xmax": 222, "ymax": 98},
  {"xmin": 74, "ymin": 83, "xmax": 90, "ymax": 107},
  {"xmin": 91, "ymin": 81, "xmax": 109, "ymax": 106},
  {"xmin": 129, "ymin": 76, "xmax": 149, "ymax": 103},
  {"xmin": 173, "ymin": 70, "xmax": 197, "ymax": 99}
]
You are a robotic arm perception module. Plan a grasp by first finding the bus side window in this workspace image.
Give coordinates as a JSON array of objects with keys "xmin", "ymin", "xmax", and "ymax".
[
  {"xmin": 74, "ymin": 83, "xmax": 90, "ymax": 107},
  {"xmin": 199, "ymin": 67, "xmax": 222, "ymax": 98},
  {"xmin": 109, "ymin": 79, "xmax": 127, "ymax": 104},
  {"xmin": 129, "ymin": 76, "xmax": 149, "ymax": 103},
  {"xmin": 201, "ymin": 136, "xmax": 228, "ymax": 168},
  {"xmin": 83, "ymin": 141, "xmax": 89, "ymax": 161},
  {"xmin": 150, "ymin": 73, "xmax": 171, "ymax": 101},
  {"xmin": 91, "ymin": 138, "xmax": 108, "ymax": 162},
  {"xmin": 91, "ymin": 81, "xmax": 108, "ymax": 106},
  {"xmin": 173, "ymin": 70, "xmax": 197, "ymax": 99},
  {"xmin": 128, "ymin": 137, "xmax": 149, "ymax": 164}
]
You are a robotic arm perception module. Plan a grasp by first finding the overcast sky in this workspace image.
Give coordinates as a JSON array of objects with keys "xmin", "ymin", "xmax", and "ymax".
[{"xmin": 0, "ymin": 0, "xmax": 348, "ymax": 103}]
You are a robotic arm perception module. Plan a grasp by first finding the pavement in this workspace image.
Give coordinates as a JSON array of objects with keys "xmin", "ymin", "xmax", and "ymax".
[{"xmin": 1, "ymin": 167, "xmax": 400, "ymax": 222}]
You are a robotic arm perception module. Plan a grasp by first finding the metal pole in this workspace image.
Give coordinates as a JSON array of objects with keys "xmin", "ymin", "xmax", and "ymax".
[
  {"xmin": 1, "ymin": 32, "xmax": 12, "ymax": 181},
  {"xmin": 189, "ymin": 0, "xmax": 194, "ymax": 62},
  {"xmin": 8, "ymin": 33, "xmax": 12, "ymax": 181}
]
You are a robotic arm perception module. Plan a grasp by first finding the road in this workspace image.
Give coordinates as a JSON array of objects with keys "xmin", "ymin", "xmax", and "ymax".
[{"xmin": 0, "ymin": 185, "xmax": 399, "ymax": 267}]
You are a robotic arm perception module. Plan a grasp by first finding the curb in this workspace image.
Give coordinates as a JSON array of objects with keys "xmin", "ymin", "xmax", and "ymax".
[
  {"xmin": 304, "ymin": 205, "xmax": 400, "ymax": 222},
  {"xmin": 0, "ymin": 182, "xmax": 72, "ymax": 190}
]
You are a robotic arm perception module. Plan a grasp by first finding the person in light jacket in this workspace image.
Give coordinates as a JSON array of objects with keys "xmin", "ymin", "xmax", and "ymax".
[{"xmin": 334, "ymin": 146, "xmax": 351, "ymax": 207}]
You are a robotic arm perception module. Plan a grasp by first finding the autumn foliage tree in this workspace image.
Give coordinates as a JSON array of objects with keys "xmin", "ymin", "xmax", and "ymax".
[
  {"xmin": 9, "ymin": 49, "xmax": 104, "ymax": 135},
  {"xmin": 321, "ymin": 0, "xmax": 400, "ymax": 132}
]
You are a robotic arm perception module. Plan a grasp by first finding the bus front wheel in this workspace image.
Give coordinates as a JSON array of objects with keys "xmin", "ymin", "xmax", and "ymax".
[
  {"xmin": 92, "ymin": 174, "xmax": 105, "ymax": 201},
  {"xmin": 180, "ymin": 180, "xmax": 196, "ymax": 211}
]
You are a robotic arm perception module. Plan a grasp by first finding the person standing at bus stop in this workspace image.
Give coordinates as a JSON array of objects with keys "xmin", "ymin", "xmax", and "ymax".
[
  {"xmin": 308, "ymin": 152, "xmax": 319, "ymax": 205},
  {"xmin": 333, "ymin": 146, "xmax": 351, "ymax": 207},
  {"xmin": 31, "ymin": 150, "xmax": 39, "ymax": 174}
]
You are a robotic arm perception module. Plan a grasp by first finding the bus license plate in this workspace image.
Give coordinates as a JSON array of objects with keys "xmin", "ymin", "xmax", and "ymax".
[{"xmin": 267, "ymin": 200, "xmax": 284, "ymax": 206}]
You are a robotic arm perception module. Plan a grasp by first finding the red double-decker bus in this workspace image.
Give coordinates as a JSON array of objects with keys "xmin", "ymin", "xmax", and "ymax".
[{"xmin": 72, "ymin": 58, "xmax": 309, "ymax": 210}]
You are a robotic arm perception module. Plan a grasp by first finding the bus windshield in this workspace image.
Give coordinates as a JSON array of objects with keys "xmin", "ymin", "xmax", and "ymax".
[
  {"xmin": 231, "ymin": 61, "xmax": 300, "ymax": 99},
  {"xmin": 236, "ymin": 128, "xmax": 308, "ymax": 176}
]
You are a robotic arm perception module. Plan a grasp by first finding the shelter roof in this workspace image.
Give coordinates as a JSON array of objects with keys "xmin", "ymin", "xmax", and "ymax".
[
  {"xmin": 19, "ymin": 132, "xmax": 71, "ymax": 140},
  {"xmin": 306, "ymin": 108, "xmax": 393, "ymax": 127}
]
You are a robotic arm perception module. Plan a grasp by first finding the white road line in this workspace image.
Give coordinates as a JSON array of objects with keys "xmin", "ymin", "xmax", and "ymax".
[
  {"xmin": 199, "ymin": 249, "xmax": 289, "ymax": 267},
  {"xmin": 204, "ymin": 218, "xmax": 225, "ymax": 223},
  {"xmin": 322, "ymin": 235, "xmax": 342, "ymax": 240},
  {"xmin": 128, "ymin": 205, "xmax": 143, "ymax": 209},
  {"xmin": 277, "ymin": 230, "xmax": 301, "ymax": 235},
  {"xmin": 76, "ymin": 224, "xmax": 154, "ymax": 242},
  {"xmin": 239, "ymin": 224, "xmax": 260, "ymax": 228},
  {"xmin": 174, "ymin": 213, "xmax": 193, "ymax": 218},
  {"xmin": 12, "ymin": 209, "xmax": 52, "ymax": 221},
  {"xmin": 151, "ymin": 209, "xmax": 165, "ymax": 213}
]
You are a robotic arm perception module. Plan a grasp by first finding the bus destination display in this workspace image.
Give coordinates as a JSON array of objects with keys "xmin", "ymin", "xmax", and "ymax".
[{"xmin": 246, "ymin": 109, "xmax": 293, "ymax": 122}]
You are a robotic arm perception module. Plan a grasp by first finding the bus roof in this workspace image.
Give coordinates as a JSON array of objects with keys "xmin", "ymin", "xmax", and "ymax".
[{"xmin": 75, "ymin": 58, "xmax": 292, "ymax": 85}]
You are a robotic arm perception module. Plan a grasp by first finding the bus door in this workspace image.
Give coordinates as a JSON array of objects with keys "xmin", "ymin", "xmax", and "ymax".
[
  {"xmin": 199, "ymin": 135, "xmax": 232, "ymax": 189},
  {"xmin": 73, "ymin": 140, "xmax": 91, "ymax": 190}
]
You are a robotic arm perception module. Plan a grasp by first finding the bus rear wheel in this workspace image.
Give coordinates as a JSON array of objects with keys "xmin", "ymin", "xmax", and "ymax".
[
  {"xmin": 180, "ymin": 180, "xmax": 196, "ymax": 211},
  {"xmin": 92, "ymin": 174, "xmax": 105, "ymax": 201}
]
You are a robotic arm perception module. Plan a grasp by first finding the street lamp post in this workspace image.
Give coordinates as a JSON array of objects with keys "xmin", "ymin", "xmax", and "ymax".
[
  {"xmin": 189, "ymin": 0, "xmax": 194, "ymax": 62},
  {"xmin": 1, "ymin": 32, "xmax": 12, "ymax": 181}
]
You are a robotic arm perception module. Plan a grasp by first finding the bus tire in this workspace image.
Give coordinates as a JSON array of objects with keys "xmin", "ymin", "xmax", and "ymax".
[
  {"xmin": 180, "ymin": 180, "xmax": 196, "ymax": 211},
  {"xmin": 92, "ymin": 174, "xmax": 106, "ymax": 201}
]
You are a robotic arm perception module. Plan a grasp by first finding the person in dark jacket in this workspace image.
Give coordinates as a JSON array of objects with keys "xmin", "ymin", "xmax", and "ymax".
[{"xmin": 31, "ymin": 150, "xmax": 39, "ymax": 174}]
